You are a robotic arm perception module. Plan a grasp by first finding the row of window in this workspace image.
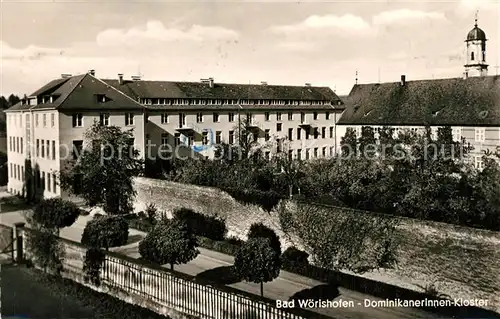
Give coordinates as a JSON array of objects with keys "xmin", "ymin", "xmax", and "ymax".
[
  {"xmin": 35, "ymin": 139, "xmax": 57, "ymax": 160},
  {"xmin": 9, "ymin": 136, "xmax": 24, "ymax": 154},
  {"xmin": 8, "ymin": 164, "xmax": 57, "ymax": 193},
  {"xmin": 264, "ymin": 146, "xmax": 336, "ymax": 161},
  {"xmin": 140, "ymin": 98, "xmax": 332, "ymax": 106},
  {"xmin": 72, "ymin": 113, "xmax": 135, "ymax": 128},
  {"xmin": 8, "ymin": 113, "xmax": 55, "ymax": 128},
  {"xmin": 350, "ymin": 126, "xmax": 487, "ymax": 143}
]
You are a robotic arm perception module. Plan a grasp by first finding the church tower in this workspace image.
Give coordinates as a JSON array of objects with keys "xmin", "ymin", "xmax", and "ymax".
[{"xmin": 464, "ymin": 13, "xmax": 488, "ymax": 78}]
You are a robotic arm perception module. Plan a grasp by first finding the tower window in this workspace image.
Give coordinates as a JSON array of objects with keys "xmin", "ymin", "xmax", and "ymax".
[{"xmin": 471, "ymin": 52, "xmax": 475, "ymax": 61}]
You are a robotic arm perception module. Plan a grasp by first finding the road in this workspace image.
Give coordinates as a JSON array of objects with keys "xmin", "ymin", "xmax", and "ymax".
[{"xmin": 0, "ymin": 193, "xmax": 447, "ymax": 319}]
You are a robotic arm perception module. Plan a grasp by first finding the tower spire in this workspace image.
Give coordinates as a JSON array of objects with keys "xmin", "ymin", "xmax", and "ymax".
[
  {"xmin": 355, "ymin": 70, "xmax": 358, "ymax": 85},
  {"xmin": 475, "ymin": 10, "xmax": 478, "ymax": 27}
]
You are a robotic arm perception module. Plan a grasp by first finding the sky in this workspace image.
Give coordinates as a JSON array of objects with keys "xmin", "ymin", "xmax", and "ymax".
[{"xmin": 1, "ymin": 0, "xmax": 499, "ymax": 97}]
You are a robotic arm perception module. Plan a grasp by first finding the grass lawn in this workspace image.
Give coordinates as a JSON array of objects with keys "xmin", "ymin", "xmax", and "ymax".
[{"xmin": 1, "ymin": 264, "xmax": 171, "ymax": 319}]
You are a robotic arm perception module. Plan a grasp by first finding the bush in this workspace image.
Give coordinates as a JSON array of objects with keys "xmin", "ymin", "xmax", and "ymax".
[
  {"xmin": 137, "ymin": 211, "xmax": 146, "ymax": 219},
  {"xmin": 145, "ymin": 203, "xmax": 158, "ymax": 223},
  {"xmin": 26, "ymin": 227, "xmax": 64, "ymax": 275},
  {"xmin": 172, "ymin": 208, "xmax": 227, "ymax": 241},
  {"xmin": 247, "ymin": 222, "xmax": 281, "ymax": 255},
  {"xmin": 226, "ymin": 236, "xmax": 245, "ymax": 247},
  {"xmin": 81, "ymin": 216, "xmax": 129, "ymax": 249},
  {"xmin": 32, "ymin": 198, "xmax": 82, "ymax": 230},
  {"xmin": 139, "ymin": 218, "xmax": 199, "ymax": 270},
  {"xmin": 83, "ymin": 247, "xmax": 105, "ymax": 286},
  {"xmin": 281, "ymin": 246, "xmax": 309, "ymax": 272},
  {"xmin": 128, "ymin": 219, "xmax": 154, "ymax": 232},
  {"xmin": 224, "ymin": 188, "xmax": 282, "ymax": 212}
]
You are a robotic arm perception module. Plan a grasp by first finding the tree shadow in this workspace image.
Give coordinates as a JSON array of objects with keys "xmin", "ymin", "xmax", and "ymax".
[
  {"xmin": 289, "ymin": 284, "xmax": 340, "ymax": 302},
  {"xmin": 126, "ymin": 234, "xmax": 143, "ymax": 245},
  {"xmin": 195, "ymin": 266, "xmax": 241, "ymax": 286}
]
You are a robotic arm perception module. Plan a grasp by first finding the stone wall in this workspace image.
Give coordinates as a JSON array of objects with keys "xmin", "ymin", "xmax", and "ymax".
[{"xmin": 132, "ymin": 177, "xmax": 500, "ymax": 312}]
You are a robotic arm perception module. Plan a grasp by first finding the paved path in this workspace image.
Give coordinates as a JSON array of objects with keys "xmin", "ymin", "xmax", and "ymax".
[{"xmin": 0, "ymin": 193, "xmax": 447, "ymax": 319}]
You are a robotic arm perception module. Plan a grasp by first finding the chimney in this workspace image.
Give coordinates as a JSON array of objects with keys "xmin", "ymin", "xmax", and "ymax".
[
  {"xmin": 88, "ymin": 69, "xmax": 95, "ymax": 76},
  {"xmin": 209, "ymin": 77, "xmax": 214, "ymax": 88},
  {"xmin": 131, "ymin": 75, "xmax": 141, "ymax": 81},
  {"xmin": 118, "ymin": 73, "xmax": 124, "ymax": 85},
  {"xmin": 400, "ymin": 75, "xmax": 406, "ymax": 86},
  {"xmin": 305, "ymin": 83, "xmax": 311, "ymax": 87},
  {"xmin": 261, "ymin": 81, "xmax": 268, "ymax": 86},
  {"xmin": 61, "ymin": 73, "xmax": 72, "ymax": 78}
]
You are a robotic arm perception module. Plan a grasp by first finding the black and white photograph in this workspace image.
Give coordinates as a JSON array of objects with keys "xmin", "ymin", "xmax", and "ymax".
[{"xmin": 0, "ymin": 0, "xmax": 499, "ymax": 318}]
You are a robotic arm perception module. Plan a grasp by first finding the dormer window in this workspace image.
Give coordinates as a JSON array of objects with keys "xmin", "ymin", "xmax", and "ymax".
[{"xmin": 96, "ymin": 94, "xmax": 106, "ymax": 103}]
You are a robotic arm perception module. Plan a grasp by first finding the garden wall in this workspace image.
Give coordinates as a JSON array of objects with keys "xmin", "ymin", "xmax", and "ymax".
[{"xmin": 132, "ymin": 177, "xmax": 500, "ymax": 313}]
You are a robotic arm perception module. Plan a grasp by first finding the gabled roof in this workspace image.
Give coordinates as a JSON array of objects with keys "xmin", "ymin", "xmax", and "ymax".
[
  {"xmin": 102, "ymin": 79, "xmax": 342, "ymax": 103},
  {"xmin": 5, "ymin": 74, "xmax": 144, "ymax": 112},
  {"xmin": 338, "ymin": 75, "xmax": 500, "ymax": 127}
]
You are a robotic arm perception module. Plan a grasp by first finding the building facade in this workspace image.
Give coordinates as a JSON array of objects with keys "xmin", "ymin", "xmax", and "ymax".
[
  {"xmin": 4, "ymin": 72, "xmax": 344, "ymax": 198},
  {"xmin": 337, "ymin": 20, "xmax": 500, "ymax": 169}
]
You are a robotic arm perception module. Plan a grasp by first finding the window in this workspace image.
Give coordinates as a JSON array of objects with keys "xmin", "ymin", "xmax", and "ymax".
[
  {"xmin": 48, "ymin": 174, "xmax": 51, "ymax": 192},
  {"xmin": 276, "ymin": 123, "xmax": 282, "ymax": 132},
  {"xmin": 216, "ymin": 131, "xmax": 222, "ymax": 144},
  {"xmin": 452, "ymin": 127, "xmax": 462, "ymax": 142},
  {"xmin": 53, "ymin": 173, "xmax": 57, "ymax": 193},
  {"xmin": 288, "ymin": 150, "xmax": 293, "ymax": 161},
  {"xmin": 265, "ymin": 112, "xmax": 270, "ymax": 121},
  {"xmin": 21, "ymin": 166, "xmax": 24, "ymax": 182},
  {"xmin": 187, "ymin": 134, "xmax": 194, "ymax": 146},
  {"xmin": 161, "ymin": 113, "xmax": 168, "ymax": 124},
  {"xmin": 306, "ymin": 148, "xmax": 310, "ymax": 160},
  {"xmin": 9, "ymin": 137, "xmax": 12, "ymax": 152},
  {"xmin": 51, "ymin": 113, "xmax": 55, "ymax": 127},
  {"xmin": 297, "ymin": 149, "xmax": 302, "ymax": 160},
  {"xmin": 41, "ymin": 140, "xmax": 45, "ymax": 158},
  {"xmin": 314, "ymin": 148, "xmax": 318, "ymax": 158},
  {"xmin": 253, "ymin": 132, "xmax": 258, "ymax": 142},
  {"xmin": 36, "ymin": 139, "xmax": 40, "ymax": 157},
  {"xmin": 229, "ymin": 131, "xmax": 234, "ymax": 144},
  {"xmin": 330, "ymin": 127, "xmax": 334, "ymax": 138},
  {"xmin": 178, "ymin": 113, "xmax": 186, "ymax": 127},
  {"xmin": 326, "ymin": 112, "xmax": 330, "ymax": 120},
  {"xmin": 471, "ymin": 52, "xmax": 475, "ymax": 61},
  {"xmin": 321, "ymin": 127, "xmax": 326, "ymax": 139},
  {"xmin": 228, "ymin": 113, "xmax": 235, "ymax": 122},
  {"xmin": 35, "ymin": 114, "xmax": 39, "ymax": 127},
  {"xmin": 265, "ymin": 129, "xmax": 270, "ymax": 141},
  {"xmin": 99, "ymin": 113, "xmax": 110, "ymax": 126},
  {"xmin": 474, "ymin": 156, "xmax": 484, "ymax": 169},
  {"xmin": 202, "ymin": 131, "xmax": 208, "ymax": 145},
  {"xmin": 196, "ymin": 113, "xmax": 203, "ymax": 123},
  {"xmin": 288, "ymin": 128, "xmax": 293, "ymax": 140},
  {"xmin": 213, "ymin": 113, "xmax": 220, "ymax": 123},
  {"xmin": 313, "ymin": 112, "xmax": 318, "ymax": 120},
  {"xmin": 72, "ymin": 113, "xmax": 83, "ymax": 127},
  {"xmin": 52, "ymin": 141, "xmax": 56, "ymax": 160},
  {"xmin": 322, "ymin": 147, "xmax": 327, "ymax": 158},
  {"xmin": 277, "ymin": 112, "xmax": 282, "ymax": 121},
  {"xmin": 174, "ymin": 133, "xmax": 181, "ymax": 146},
  {"xmin": 125, "ymin": 113, "xmax": 134, "ymax": 126},
  {"xmin": 301, "ymin": 112, "xmax": 306, "ymax": 123},
  {"xmin": 43, "ymin": 114, "xmax": 47, "ymax": 127},
  {"xmin": 306, "ymin": 130, "xmax": 310, "ymax": 140},
  {"xmin": 288, "ymin": 112, "xmax": 293, "ymax": 121},
  {"xmin": 297, "ymin": 128, "xmax": 301, "ymax": 140},
  {"xmin": 265, "ymin": 151, "xmax": 270, "ymax": 160},
  {"xmin": 15, "ymin": 137, "xmax": 19, "ymax": 153},
  {"xmin": 46, "ymin": 140, "xmax": 50, "ymax": 159},
  {"xmin": 161, "ymin": 133, "xmax": 168, "ymax": 146},
  {"xmin": 475, "ymin": 128, "xmax": 485, "ymax": 142},
  {"xmin": 72, "ymin": 140, "xmax": 83, "ymax": 160},
  {"xmin": 314, "ymin": 128, "xmax": 319, "ymax": 139},
  {"xmin": 42, "ymin": 172, "xmax": 45, "ymax": 189}
]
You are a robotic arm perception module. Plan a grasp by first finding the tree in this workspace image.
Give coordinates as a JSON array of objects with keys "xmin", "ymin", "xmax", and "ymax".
[
  {"xmin": 81, "ymin": 215, "xmax": 129, "ymax": 250},
  {"xmin": 233, "ymin": 237, "xmax": 281, "ymax": 297},
  {"xmin": 358, "ymin": 126, "xmax": 376, "ymax": 158},
  {"xmin": 31, "ymin": 198, "xmax": 81, "ymax": 231},
  {"xmin": 138, "ymin": 218, "xmax": 199, "ymax": 270},
  {"xmin": 7, "ymin": 94, "xmax": 20, "ymax": 107},
  {"xmin": 340, "ymin": 128, "xmax": 358, "ymax": 158},
  {"xmin": 234, "ymin": 113, "xmax": 260, "ymax": 160},
  {"xmin": 247, "ymin": 222, "xmax": 281, "ymax": 255},
  {"xmin": 60, "ymin": 123, "xmax": 143, "ymax": 215}
]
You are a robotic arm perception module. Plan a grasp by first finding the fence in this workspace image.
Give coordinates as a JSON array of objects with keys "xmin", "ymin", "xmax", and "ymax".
[{"xmin": 17, "ymin": 225, "xmax": 330, "ymax": 319}]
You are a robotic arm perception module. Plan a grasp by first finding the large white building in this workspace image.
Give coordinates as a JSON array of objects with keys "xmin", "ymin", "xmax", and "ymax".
[
  {"xmin": 337, "ymin": 19, "xmax": 500, "ymax": 169},
  {"xmin": 4, "ymin": 73, "xmax": 344, "ymax": 199}
]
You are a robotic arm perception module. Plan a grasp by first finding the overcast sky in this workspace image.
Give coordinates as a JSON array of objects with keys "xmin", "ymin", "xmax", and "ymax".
[{"xmin": 1, "ymin": 0, "xmax": 499, "ymax": 96}]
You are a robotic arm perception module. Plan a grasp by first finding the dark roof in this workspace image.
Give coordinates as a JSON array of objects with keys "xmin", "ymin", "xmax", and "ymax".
[
  {"xmin": 102, "ymin": 79, "xmax": 341, "ymax": 102},
  {"xmin": 338, "ymin": 75, "xmax": 500, "ymax": 126},
  {"xmin": 467, "ymin": 25, "xmax": 487, "ymax": 41},
  {"xmin": 6, "ymin": 74, "xmax": 144, "ymax": 112}
]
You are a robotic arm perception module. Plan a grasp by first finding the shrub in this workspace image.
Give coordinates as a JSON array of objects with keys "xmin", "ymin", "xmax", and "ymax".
[
  {"xmin": 83, "ymin": 247, "xmax": 105, "ymax": 286},
  {"xmin": 225, "ymin": 188, "xmax": 282, "ymax": 212},
  {"xmin": 137, "ymin": 211, "xmax": 146, "ymax": 219},
  {"xmin": 247, "ymin": 222, "xmax": 281, "ymax": 255},
  {"xmin": 281, "ymin": 246, "xmax": 309, "ymax": 272},
  {"xmin": 145, "ymin": 203, "xmax": 158, "ymax": 223},
  {"xmin": 226, "ymin": 236, "xmax": 245, "ymax": 247},
  {"xmin": 234, "ymin": 237, "xmax": 281, "ymax": 297},
  {"xmin": 172, "ymin": 208, "xmax": 227, "ymax": 241},
  {"xmin": 32, "ymin": 198, "xmax": 81, "ymax": 230},
  {"xmin": 26, "ymin": 227, "xmax": 64, "ymax": 275},
  {"xmin": 139, "ymin": 218, "xmax": 199, "ymax": 270},
  {"xmin": 81, "ymin": 216, "xmax": 129, "ymax": 250}
]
